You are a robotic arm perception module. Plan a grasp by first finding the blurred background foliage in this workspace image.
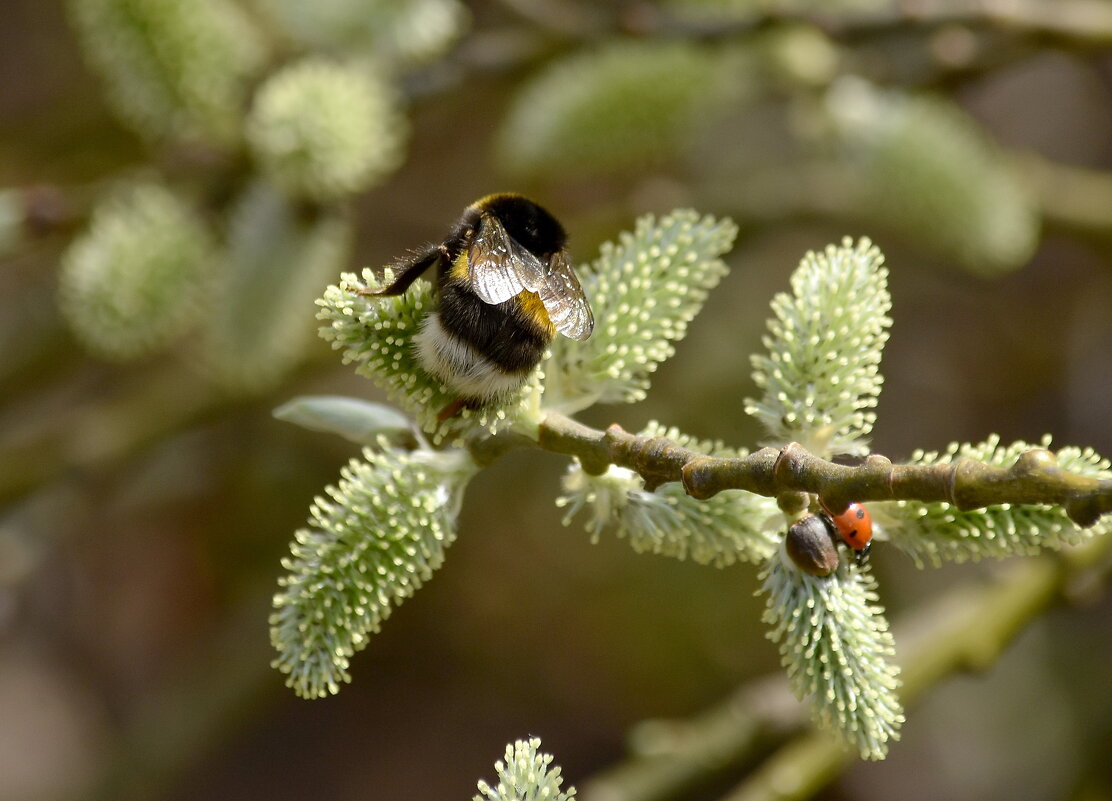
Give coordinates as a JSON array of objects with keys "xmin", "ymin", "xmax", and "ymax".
[{"xmin": 2, "ymin": 1, "xmax": 1112, "ymax": 799}]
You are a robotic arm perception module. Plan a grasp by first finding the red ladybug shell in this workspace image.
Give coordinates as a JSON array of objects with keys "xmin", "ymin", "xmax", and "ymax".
[{"xmin": 825, "ymin": 502, "xmax": 873, "ymax": 551}]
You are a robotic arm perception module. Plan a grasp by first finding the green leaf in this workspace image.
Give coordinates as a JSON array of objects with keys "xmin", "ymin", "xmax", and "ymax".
[
  {"xmin": 760, "ymin": 549, "xmax": 903, "ymax": 760},
  {"xmin": 745, "ymin": 237, "xmax": 890, "ymax": 457},
  {"xmin": 271, "ymin": 443, "xmax": 475, "ymax": 698},
  {"xmin": 273, "ymin": 395, "xmax": 413, "ymax": 445},
  {"xmin": 544, "ymin": 210, "xmax": 737, "ymax": 414},
  {"xmin": 203, "ymin": 182, "xmax": 351, "ymax": 392}
]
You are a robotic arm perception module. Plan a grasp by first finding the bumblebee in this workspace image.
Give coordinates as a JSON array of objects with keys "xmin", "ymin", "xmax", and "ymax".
[{"xmin": 363, "ymin": 194, "xmax": 594, "ymax": 417}]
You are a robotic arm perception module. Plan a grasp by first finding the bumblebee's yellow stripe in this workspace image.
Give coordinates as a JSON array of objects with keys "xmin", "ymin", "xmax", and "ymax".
[
  {"xmin": 453, "ymin": 252, "xmax": 556, "ymax": 336},
  {"xmin": 451, "ymin": 251, "xmax": 470, "ymax": 282},
  {"xmin": 518, "ymin": 290, "xmax": 556, "ymax": 336}
]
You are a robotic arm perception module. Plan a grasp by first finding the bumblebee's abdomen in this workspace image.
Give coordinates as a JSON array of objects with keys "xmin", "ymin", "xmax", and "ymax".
[
  {"xmin": 415, "ymin": 313, "xmax": 534, "ymax": 402},
  {"xmin": 414, "ymin": 275, "xmax": 554, "ymax": 403},
  {"xmin": 438, "ymin": 277, "xmax": 553, "ymax": 372}
]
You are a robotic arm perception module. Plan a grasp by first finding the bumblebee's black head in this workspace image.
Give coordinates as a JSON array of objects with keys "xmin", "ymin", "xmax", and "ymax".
[{"xmin": 469, "ymin": 193, "xmax": 566, "ymax": 257}]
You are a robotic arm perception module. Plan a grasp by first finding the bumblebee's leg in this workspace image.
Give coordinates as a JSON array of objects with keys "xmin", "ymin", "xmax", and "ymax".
[
  {"xmin": 436, "ymin": 397, "xmax": 469, "ymax": 422},
  {"xmin": 436, "ymin": 395, "xmax": 489, "ymax": 421},
  {"xmin": 359, "ymin": 245, "xmax": 443, "ymax": 296}
]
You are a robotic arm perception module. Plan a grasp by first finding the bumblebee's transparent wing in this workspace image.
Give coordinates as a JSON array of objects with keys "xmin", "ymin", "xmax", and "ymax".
[
  {"xmin": 468, "ymin": 213, "xmax": 546, "ymax": 304},
  {"xmin": 469, "ymin": 213, "xmax": 593, "ymax": 340},
  {"xmin": 538, "ymin": 251, "xmax": 594, "ymax": 341}
]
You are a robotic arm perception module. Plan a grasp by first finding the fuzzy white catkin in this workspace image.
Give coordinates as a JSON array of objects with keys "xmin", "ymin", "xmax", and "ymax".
[
  {"xmin": 271, "ymin": 443, "xmax": 474, "ymax": 698},
  {"xmin": 558, "ymin": 421, "xmax": 780, "ymax": 566},
  {"xmin": 474, "ymin": 738, "xmax": 576, "ymax": 801},
  {"xmin": 59, "ymin": 183, "xmax": 212, "ymax": 359},
  {"xmin": 247, "ymin": 59, "xmax": 407, "ymax": 202},
  {"xmin": 543, "ymin": 209, "xmax": 737, "ymax": 414},
  {"xmin": 746, "ymin": 237, "xmax": 891, "ymax": 457},
  {"xmin": 761, "ymin": 552, "xmax": 904, "ymax": 760},
  {"xmin": 69, "ymin": 0, "xmax": 264, "ymax": 143}
]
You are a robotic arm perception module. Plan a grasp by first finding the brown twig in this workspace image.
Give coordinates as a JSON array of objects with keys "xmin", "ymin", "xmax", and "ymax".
[{"xmin": 534, "ymin": 412, "xmax": 1112, "ymax": 527}]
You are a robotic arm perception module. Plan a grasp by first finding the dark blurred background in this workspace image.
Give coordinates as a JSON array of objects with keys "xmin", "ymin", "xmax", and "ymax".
[{"xmin": 2, "ymin": 1, "xmax": 1112, "ymax": 800}]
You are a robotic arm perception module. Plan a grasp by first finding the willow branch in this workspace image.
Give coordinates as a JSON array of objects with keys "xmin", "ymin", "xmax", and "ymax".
[
  {"xmin": 579, "ymin": 533, "xmax": 1112, "ymax": 801},
  {"xmin": 636, "ymin": 0, "xmax": 1112, "ymax": 46},
  {"xmin": 1020, "ymin": 153, "xmax": 1112, "ymax": 240},
  {"xmin": 827, "ymin": 0, "xmax": 1112, "ymax": 44},
  {"xmin": 706, "ymin": 156, "xmax": 1112, "ymax": 250},
  {"xmin": 0, "ymin": 361, "xmax": 225, "ymax": 505},
  {"xmin": 578, "ymin": 676, "xmax": 802, "ymax": 801},
  {"xmin": 534, "ymin": 412, "xmax": 1112, "ymax": 527}
]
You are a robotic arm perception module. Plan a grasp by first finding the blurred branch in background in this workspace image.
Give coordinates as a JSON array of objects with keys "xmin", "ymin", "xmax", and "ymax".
[
  {"xmin": 625, "ymin": 0, "xmax": 1112, "ymax": 44},
  {"xmin": 1023, "ymin": 153, "xmax": 1112, "ymax": 241},
  {"xmin": 579, "ymin": 532, "xmax": 1112, "ymax": 801},
  {"xmin": 0, "ymin": 362, "xmax": 228, "ymax": 506}
]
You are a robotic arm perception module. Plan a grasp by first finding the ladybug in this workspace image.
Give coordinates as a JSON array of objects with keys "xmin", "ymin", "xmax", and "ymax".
[{"xmin": 821, "ymin": 502, "xmax": 873, "ymax": 565}]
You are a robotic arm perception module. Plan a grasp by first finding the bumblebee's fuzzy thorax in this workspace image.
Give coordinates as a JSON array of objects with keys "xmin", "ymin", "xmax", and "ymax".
[
  {"xmin": 361, "ymin": 193, "xmax": 593, "ymax": 415},
  {"xmin": 461, "ymin": 193, "xmax": 568, "ymax": 256}
]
